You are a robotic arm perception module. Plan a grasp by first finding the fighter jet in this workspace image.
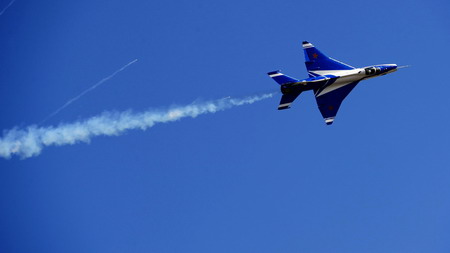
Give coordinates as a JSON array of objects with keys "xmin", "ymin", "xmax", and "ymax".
[{"xmin": 268, "ymin": 41, "xmax": 400, "ymax": 125}]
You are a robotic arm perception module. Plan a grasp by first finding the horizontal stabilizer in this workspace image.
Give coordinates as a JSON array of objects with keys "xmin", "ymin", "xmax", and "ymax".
[
  {"xmin": 278, "ymin": 91, "xmax": 302, "ymax": 110},
  {"xmin": 267, "ymin": 70, "xmax": 299, "ymax": 85}
]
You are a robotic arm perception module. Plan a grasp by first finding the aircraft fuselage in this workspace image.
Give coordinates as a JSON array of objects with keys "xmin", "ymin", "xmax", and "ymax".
[
  {"xmin": 280, "ymin": 64, "xmax": 397, "ymax": 96},
  {"xmin": 267, "ymin": 40, "xmax": 402, "ymax": 125}
]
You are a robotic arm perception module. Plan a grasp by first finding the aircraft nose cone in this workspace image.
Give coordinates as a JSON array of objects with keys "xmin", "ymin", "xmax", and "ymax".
[{"xmin": 384, "ymin": 64, "xmax": 397, "ymax": 72}]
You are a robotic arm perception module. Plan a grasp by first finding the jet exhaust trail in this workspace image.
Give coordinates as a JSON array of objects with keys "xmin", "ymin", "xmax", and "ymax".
[
  {"xmin": 39, "ymin": 59, "xmax": 138, "ymax": 124},
  {"xmin": 0, "ymin": 0, "xmax": 16, "ymax": 16},
  {"xmin": 0, "ymin": 93, "xmax": 275, "ymax": 159}
]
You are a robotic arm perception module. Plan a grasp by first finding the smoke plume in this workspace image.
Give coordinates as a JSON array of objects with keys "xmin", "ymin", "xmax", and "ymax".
[{"xmin": 0, "ymin": 93, "xmax": 275, "ymax": 159}]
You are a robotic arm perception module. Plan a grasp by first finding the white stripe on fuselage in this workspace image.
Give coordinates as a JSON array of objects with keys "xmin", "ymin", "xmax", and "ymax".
[
  {"xmin": 311, "ymin": 69, "xmax": 364, "ymax": 97},
  {"xmin": 310, "ymin": 69, "xmax": 361, "ymax": 76}
]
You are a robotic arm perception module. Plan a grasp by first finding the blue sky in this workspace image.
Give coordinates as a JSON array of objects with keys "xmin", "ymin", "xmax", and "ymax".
[{"xmin": 1, "ymin": 0, "xmax": 450, "ymax": 252}]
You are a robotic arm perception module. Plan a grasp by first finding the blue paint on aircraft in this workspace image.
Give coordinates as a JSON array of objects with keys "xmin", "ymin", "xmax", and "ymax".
[{"xmin": 268, "ymin": 41, "xmax": 401, "ymax": 125}]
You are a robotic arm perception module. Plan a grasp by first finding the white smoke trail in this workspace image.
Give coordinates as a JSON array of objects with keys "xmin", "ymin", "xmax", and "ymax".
[
  {"xmin": 0, "ymin": 0, "xmax": 16, "ymax": 16},
  {"xmin": 0, "ymin": 93, "xmax": 276, "ymax": 159},
  {"xmin": 40, "ymin": 59, "xmax": 138, "ymax": 124}
]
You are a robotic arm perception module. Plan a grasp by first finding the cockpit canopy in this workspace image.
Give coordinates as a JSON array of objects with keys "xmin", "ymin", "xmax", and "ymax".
[{"xmin": 364, "ymin": 67, "xmax": 381, "ymax": 75}]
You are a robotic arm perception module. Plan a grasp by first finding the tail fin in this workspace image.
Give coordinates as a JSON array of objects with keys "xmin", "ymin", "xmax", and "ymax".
[
  {"xmin": 302, "ymin": 41, "xmax": 354, "ymax": 72},
  {"xmin": 267, "ymin": 70, "xmax": 299, "ymax": 85}
]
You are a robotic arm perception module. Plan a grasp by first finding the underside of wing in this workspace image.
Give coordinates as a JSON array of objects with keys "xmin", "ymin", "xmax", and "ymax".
[{"xmin": 314, "ymin": 81, "xmax": 359, "ymax": 125}]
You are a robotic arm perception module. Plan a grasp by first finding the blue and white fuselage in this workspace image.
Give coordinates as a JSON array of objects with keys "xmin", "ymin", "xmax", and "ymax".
[{"xmin": 268, "ymin": 41, "xmax": 399, "ymax": 125}]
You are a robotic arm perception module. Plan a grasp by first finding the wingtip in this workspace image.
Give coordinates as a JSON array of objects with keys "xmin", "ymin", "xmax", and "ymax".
[
  {"xmin": 267, "ymin": 70, "xmax": 281, "ymax": 75},
  {"xmin": 325, "ymin": 117, "xmax": 334, "ymax": 125},
  {"xmin": 302, "ymin": 41, "xmax": 314, "ymax": 49},
  {"xmin": 278, "ymin": 105, "xmax": 290, "ymax": 110}
]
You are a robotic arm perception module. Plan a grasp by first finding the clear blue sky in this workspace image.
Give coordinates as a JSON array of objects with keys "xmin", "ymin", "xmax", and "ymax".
[{"xmin": 1, "ymin": 0, "xmax": 449, "ymax": 252}]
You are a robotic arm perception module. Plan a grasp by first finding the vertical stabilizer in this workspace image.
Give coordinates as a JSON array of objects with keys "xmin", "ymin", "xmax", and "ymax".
[{"xmin": 303, "ymin": 41, "xmax": 354, "ymax": 72}]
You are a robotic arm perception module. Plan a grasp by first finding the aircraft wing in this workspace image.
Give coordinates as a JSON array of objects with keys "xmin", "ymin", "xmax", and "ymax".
[{"xmin": 314, "ymin": 81, "xmax": 359, "ymax": 125}]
